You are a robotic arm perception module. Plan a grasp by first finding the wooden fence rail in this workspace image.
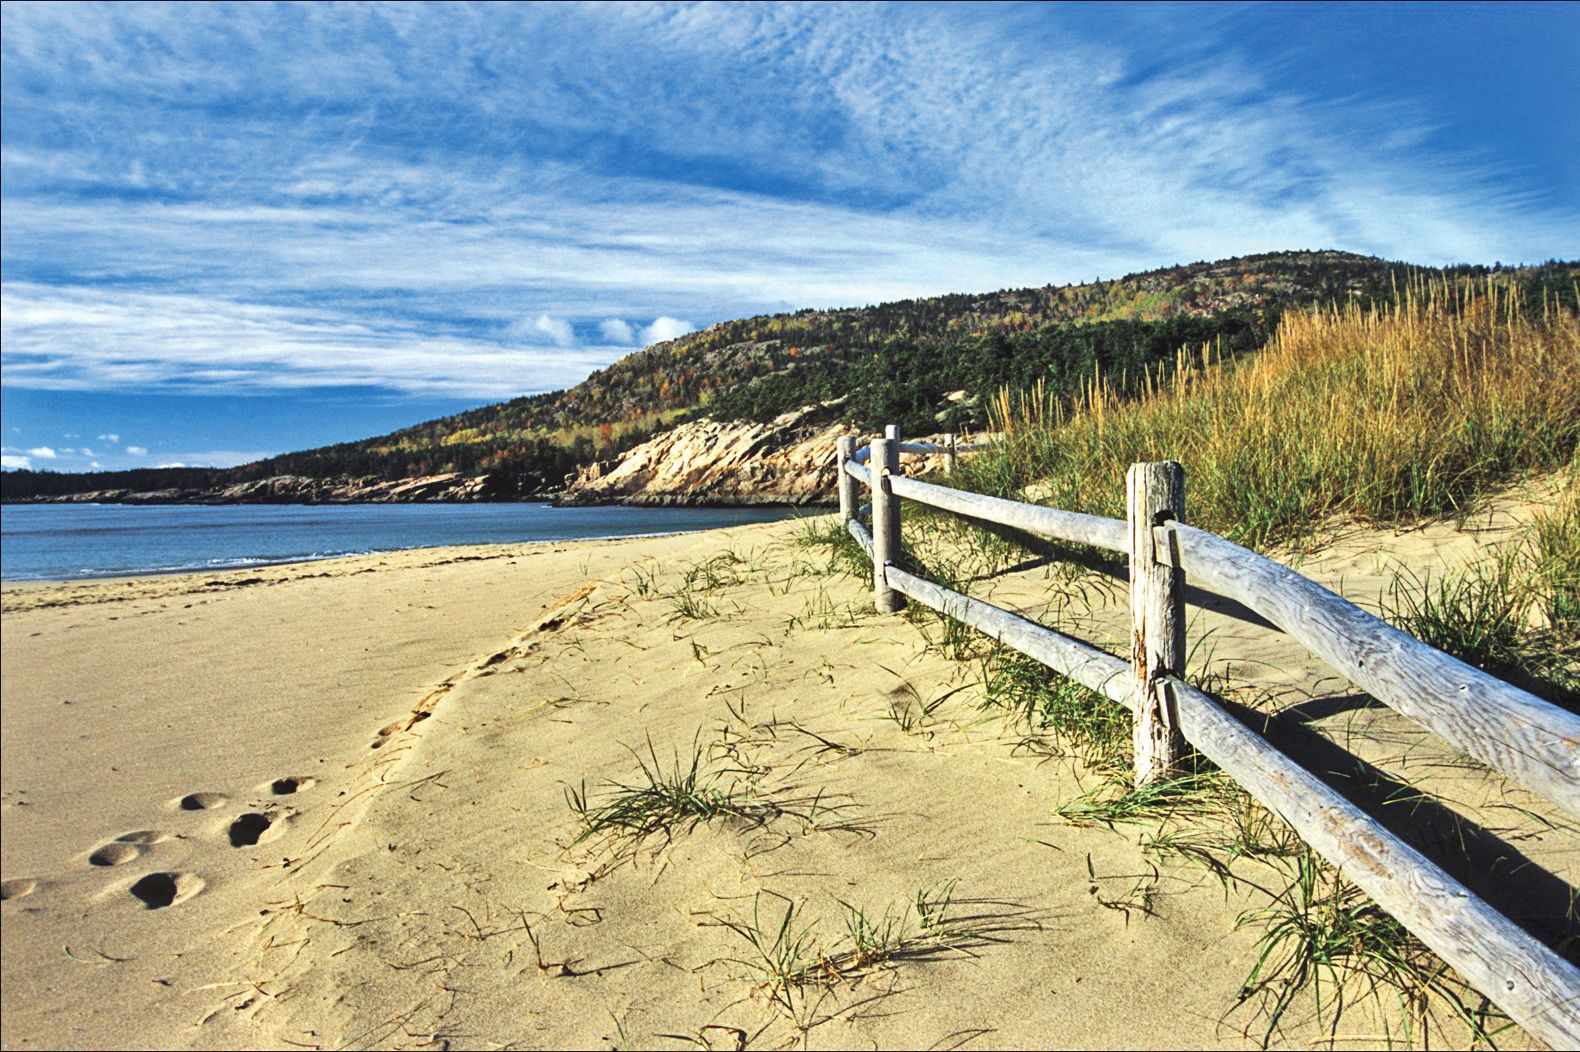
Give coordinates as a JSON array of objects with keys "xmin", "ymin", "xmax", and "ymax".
[
  {"xmin": 869, "ymin": 448, "xmax": 1580, "ymax": 815},
  {"xmin": 838, "ymin": 427, "xmax": 1580, "ymax": 1048},
  {"xmin": 1157, "ymin": 520, "xmax": 1580, "ymax": 815}
]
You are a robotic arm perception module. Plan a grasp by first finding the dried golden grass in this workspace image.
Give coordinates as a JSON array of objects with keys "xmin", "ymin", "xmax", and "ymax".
[{"xmin": 971, "ymin": 275, "xmax": 1579, "ymax": 549}]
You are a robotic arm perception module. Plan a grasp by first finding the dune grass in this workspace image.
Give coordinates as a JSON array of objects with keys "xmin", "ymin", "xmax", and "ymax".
[
  {"xmin": 1231, "ymin": 849, "xmax": 1501, "ymax": 1048},
  {"xmin": 714, "ymin": 884, "xmax": 1037, "ymax": 1033},
  {"xmin": 1379, "ymin": 467, "xmax": 1579, "ymax": 707},
  {"xmin": 564, "ymin": 735, "xmax": 849, "ymax": 854},
  {"xmin": 960, "ymin": 276, "xmax": 1579, "ymax": 550}
]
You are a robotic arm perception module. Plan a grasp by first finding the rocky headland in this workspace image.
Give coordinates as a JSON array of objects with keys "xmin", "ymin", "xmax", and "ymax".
[
  {"xmin": 25, "ymin": 471, "xmax": 534, "ymax": 505},
  {"xmin": 22, "ymin": 406, "xmax": 957, "ymax": 508}
]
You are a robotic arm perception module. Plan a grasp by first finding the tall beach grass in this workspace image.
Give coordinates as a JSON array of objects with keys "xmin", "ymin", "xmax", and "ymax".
[{"xmin": 961, "ymin": 275, "xmax": 1579, "ymax": 550}]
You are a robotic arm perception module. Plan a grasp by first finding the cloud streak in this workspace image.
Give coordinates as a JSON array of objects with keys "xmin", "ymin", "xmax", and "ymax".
[
  {"xmin": 1, "ymin": 283, "xmax": 617, "ymax": 398},
  {"xmin": 1, "ymin": 1, "xmax": 1575, "ymax": 407}
]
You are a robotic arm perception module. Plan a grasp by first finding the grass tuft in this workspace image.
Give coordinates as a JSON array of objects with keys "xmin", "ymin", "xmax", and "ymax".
[
  {"xmin": 566, "ymin": 736, "xmax": 850, "ymax": 853},
  {"xmin": 1053, "ymin": 767, "xmax": 1229, "ymax": 827},
  {"xmin": 979, "ymin": 648, "xmax": 1131, "ymax": 775},
  {"xmin": 793, "ymin": 516, "xmax": 871, "ymax": 581},
  {"xmin": 714, "ymin": 885, "xmax": 1038, "ymax": 1030},
  {"xmin": 1231, "ymin": 848, "xmax": 1502, "ymax": 1048},
  {"xmin": 1383, "ymin": 474, "xmax": 1580, "ymax": 707}
]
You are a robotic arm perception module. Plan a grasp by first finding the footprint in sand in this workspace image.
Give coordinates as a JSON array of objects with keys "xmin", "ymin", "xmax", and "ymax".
[
  {"xmin": 115, "ymin": 829, "xmax": 167, "ymax": 844},
  {"xmin": 267, "ymin": 776, "xmax": 315, "ymax": 796},
  {"xmin": 128, "ymin": 871, "xmax": 203, "ymax": 909},
  {"xmin": 226, "ymin": 811, "xmax": 288, "ymax": 847},
  {"xmin": 87, "ymin": 830, "xmax": 169, "ymax": 867},
  {"xmin": 89, "ymin": 843, "xmax": 141, "ymax": 867},
  {"xmin": 177, "ymin": 792, "xmax": 227, "ymax": 811},
  {"xmin": 1, "ymin": 878, "xmax": 40, "ymax": 902}
]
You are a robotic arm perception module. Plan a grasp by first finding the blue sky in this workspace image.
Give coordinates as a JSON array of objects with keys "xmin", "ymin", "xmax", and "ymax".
[{"xmin": 3, "ymin": 1, "xmax": 1576, "ymax": 473}]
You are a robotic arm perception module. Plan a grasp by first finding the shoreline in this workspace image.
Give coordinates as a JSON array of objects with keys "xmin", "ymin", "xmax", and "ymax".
[
  {"xmin": 0, "ymin": 528, "xmax": 784, "ymax": 610},
  {"xmin": 1, "ymin": 502, "xmax": 808, "ymax": 587},
  {"xmin": 0, "ymin": 527, "xmax": 786, "ymax": 588},
  {"xmin": 1, "ymin": 494, "xmax": 826, "ymax": 507}
]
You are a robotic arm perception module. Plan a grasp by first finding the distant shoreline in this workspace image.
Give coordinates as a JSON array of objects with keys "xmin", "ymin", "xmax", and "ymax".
[{"xmin": 2, "ymin": 489, "xmax": 824, "ymax": 510}]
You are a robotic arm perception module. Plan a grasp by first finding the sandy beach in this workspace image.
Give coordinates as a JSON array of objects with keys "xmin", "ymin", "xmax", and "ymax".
[{"xmin": 2, "ymin": 490, "xmax": 1573, "ymax": 1050}]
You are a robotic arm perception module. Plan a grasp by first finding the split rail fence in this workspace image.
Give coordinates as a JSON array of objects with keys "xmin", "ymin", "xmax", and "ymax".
[{"xmin": 836, "ymin": 425, "xmax": 1580, "ymax": 1047}]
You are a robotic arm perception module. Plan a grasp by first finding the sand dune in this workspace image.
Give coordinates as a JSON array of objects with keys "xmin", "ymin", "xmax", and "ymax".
[{"xmin": 2, "ymin": 487, "xmax": 1572, "ymax": 1049}]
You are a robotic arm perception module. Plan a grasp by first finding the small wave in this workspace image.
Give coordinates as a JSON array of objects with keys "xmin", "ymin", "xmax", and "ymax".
[{"xmin": 4, "ymin": 550, "xmax": 382, "ymax": 582}]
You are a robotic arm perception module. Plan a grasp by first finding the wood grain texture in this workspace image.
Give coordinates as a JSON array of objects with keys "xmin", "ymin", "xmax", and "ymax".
[
  {"xmin": 1157, "ymin": 522, "xmax": 1580, "ymax": 819},
  {"xmin": 837, "ymin": 436, "xmax": 858, "ymax": 523},
  {"xmin": 871, "ymin": 437, "xmax": 904, "ymax": 613},
  {"xmin": 1128, "ymin": 462, "xmax": 1187, "ymax": 784},
  {"xmin": 887, "ymin": 474, "xmax": 1126, "ymax": 552},
  {"xmin": 895, "ymin": 439, "xmax": 993, "ymax": 454}
]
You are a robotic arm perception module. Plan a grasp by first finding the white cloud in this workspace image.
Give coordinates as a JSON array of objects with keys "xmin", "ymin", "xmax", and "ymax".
[
  {"xmin": 2, "ymin": 283, "xmax": 615, "ymax": 398},
  {"xmin": 514, "ymin": 313, "xmax": 575, "ymax": 347},
  {"xmin": 26, "ymin": 446, "xmax": 56, "ymax": 458},
  {"xmin": 125, "ymin": 445, "xmax": 148, "ymax": 456},
  {"xmin": 639, "ymin": 317, "xmax": 694, "ymax": 346},
  {"xmin": 599, "ymin": 318, "xmax": 635, "ymax": 344},
  {"xmin": 80, "ymin": 446, "xmax": 96, "ymax": 456},
  {"xmin": 97, "ymin": 433, "xmax": 120, "ymax": 443},
  {"xmin": 1, "ymin": 454, "xmax": 32, "ymax": 470}
]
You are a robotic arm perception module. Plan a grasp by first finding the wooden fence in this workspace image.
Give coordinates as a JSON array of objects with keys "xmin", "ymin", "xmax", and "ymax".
[{"xmin": 836, "ymin": 427, "xmax": 1580, "ymax": 1047}]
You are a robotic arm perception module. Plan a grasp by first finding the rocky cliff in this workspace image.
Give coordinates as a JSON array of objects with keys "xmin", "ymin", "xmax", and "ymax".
[{"xmin": 558, "ymin": 405, "xmax": 954, "ymax": 506}]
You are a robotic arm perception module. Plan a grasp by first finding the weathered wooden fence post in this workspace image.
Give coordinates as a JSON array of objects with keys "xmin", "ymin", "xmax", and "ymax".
[
  {"xmin": 944, "ymin": 432, "xmax": 957, "ymax": 475},
  {"xmin": 1127, "ymin": 460, "xmax": 1187, "ymax": 784},
  {"xmin": 837, "ymin": 435, "xmax": 857, "ymax": 524},
  {"xmin": 871, "ymin": 434, "xmax": 905, "ymax": 613}
]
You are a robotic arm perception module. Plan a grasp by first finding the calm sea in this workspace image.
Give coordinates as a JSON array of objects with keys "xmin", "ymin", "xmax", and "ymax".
[{"xmin": 0, "ymin": 502, "xmax": 800, "ymax": 582}]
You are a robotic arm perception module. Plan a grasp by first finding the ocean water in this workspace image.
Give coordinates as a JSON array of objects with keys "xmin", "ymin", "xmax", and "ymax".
[{"xmin": 0, "ymin": 502, "xmax": 801, "ymax": 582}]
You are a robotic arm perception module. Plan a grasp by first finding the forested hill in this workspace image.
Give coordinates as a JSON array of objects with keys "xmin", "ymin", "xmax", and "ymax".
[{"xmin": 5, "ymin": 250, "xmax": 1576, "ymax": 502}]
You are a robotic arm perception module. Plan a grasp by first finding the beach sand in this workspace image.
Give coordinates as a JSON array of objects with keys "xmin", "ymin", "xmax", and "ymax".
[{"xmin": 2, "ymin": 487, "xmax": 1573, "ymax": 1050}]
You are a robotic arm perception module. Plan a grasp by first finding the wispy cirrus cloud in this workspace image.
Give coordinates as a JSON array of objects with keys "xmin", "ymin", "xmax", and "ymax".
[
  {"xmin": 1, "ymin": 282, "xmax": 617, "ymax": 398},
  {"xmin": 1, "ymin": 0, "xmax": 1575, "ymax": 412}
]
